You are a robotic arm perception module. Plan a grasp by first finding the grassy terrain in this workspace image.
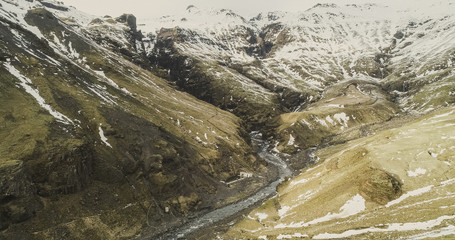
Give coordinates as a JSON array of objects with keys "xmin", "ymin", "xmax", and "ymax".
[
  {"xmin": 0, "ymin": 7, "xmax": 268, "ymax": 239},
  {"xmin": 225, "ymin": 106, "xmax": 455, "ymax": 239},
  {"xmin": 274, "ymin": 79, "xmax": 399, "ymax": 153}
]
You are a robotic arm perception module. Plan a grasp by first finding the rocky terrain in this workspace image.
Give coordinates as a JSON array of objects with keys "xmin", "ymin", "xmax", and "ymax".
[
  {"xmin": 0, "ymin": 1, "xmax": 269, "ymax": 239},
  {"xmin": 0, "ymin": 0, "xmax": 454, "ymax": 239}
]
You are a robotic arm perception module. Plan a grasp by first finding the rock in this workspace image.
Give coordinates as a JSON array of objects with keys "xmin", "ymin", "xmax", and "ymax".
[
  {"xmin": 116, "ymin": 14, "xmax": 137, "ymax": 31},
  {"xmin": 394, "ymin": 31, "xmax": 404, "ymax": 39},
  {"xmin": 359, "ymin": 168, "xmax": 402, "ymax": 205},
  {"xmin": 89, "ymin": 18, "xmax": 104, "ymax": 25},
  {"xmin": 0, "ymin": 160, "xmax": 41, "ymax": 229},
  {"xmin": 38, "ymin": 1, "xmax": 69, "ymax": 11},
  {"xmin": 170, "ymin": 193, "xmax": 201, "ymax": 214}
]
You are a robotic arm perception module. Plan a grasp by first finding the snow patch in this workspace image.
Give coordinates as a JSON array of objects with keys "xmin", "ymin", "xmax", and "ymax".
[
  {"xmin": 333, "ymin": 113, "xmax": 350, "ymax": 129},
  {"xmin": 407, "ymin": 168, "xmax": 427, "ymax": 177},
  {"xmin": 287, "ymin": 134, "xmax": 295, "ymax": 146},
  {"xmin": 277, "ymin": 233, "xmax": 308, "ymax": 239},
  {"xmin": 4, "ymin": 62, "xmax": 73, "ymax": 124},
  {"xmin": 325, "ymin": 115, "xmax": 335, "ymax": 125},
  {"xmin": 408, "ymin": 225, "xmax": 455, "ymax": 240},
  {"xmin": 313, "ymin": 215, "xmax": 455, "ymax": 239},
  {"xmin": 278, "ymin": 206, "xmax": 291, "ymax": 218},
  {"xmin": 386, "ymin": 185, "xmax": 433, "ymax": 207},
  {"xmin": 275, "ymin": 194, "xmax": 365, "ymax": 229},
  {"xmin": 98, "ymin": 124, "xmax": 112, "ymax": 148},
  {"xmin": 255, "ymin": 212, "xmax": 268, "ymax": 222},
  {"xmin": 314, "ymin": 116, "xmax": 328, "ymax": 127}
]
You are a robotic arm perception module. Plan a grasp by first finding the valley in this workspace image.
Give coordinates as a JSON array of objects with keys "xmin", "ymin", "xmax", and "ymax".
[{"xmin": 0, "ymin": 0, "xmax": 454, "ymax": 239}]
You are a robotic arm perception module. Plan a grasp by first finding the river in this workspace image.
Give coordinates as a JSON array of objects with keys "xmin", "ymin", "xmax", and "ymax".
[{"xmin": 145, "ymin": 131, "xmax": 292, "ymax": 239}]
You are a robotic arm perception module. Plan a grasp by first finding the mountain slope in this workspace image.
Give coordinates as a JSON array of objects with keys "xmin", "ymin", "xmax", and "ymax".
[
  {"xmin": 139, "ymin": 2, "xmax": 455, "ymax": 152},
  {"xmin": 135, "ymin": 1, "xmax": 455, "ymax": 239},
  {"xmin": 0, "ymin": 1, "xmax": 270, "ymax": 238},
  {"xmin": 225, "ymin": 106, "xmax": 455, "ymax": 239}
]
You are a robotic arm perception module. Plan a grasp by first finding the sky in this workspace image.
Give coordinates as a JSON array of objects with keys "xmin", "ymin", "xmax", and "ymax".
[{"xmin": 59, "ymin": 0, "xmax": 408, "ymax": 18}]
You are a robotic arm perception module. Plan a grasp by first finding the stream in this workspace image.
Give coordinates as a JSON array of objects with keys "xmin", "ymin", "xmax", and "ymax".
[{"xmin": 149, "ymin": 131, "xmax": 292, "ymax": 239}]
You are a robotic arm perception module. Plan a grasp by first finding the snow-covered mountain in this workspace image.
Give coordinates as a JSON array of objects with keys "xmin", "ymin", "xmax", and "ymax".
[
  {"xmin": 1, "ymin": 0, "xmax": 454, "ymax": 239},
  {"xmin": 138, "ymin": 1, "xmax": 454, "ymax": 150},
  {"xmin": 140, "ymin": 2, "xmax": 454, "ymax": 110}
]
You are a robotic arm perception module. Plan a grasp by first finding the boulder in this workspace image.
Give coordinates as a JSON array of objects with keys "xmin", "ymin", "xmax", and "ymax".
[
  {"xmin": 359, "ymin": 168, "xmax": 402, "ymax": 205},
  {"xmin": 116, "ymin": 14, "xmax": 137, "ymax": 31}
]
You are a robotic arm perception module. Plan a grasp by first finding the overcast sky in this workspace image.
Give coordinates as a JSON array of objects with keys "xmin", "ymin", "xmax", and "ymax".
[{"xmin": 60, "ymin": 0, "xmax": 407, "ymax": 18}]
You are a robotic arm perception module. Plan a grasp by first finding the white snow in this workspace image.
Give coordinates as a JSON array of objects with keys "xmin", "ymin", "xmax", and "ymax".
[
  {"xmin": 300, "ymin": 119, "xmax": 313, "ymax": 129},
  {"xmin": 277, "ymin": 233, "xmax": 308, "ymax": 239},
  {"xmin": 255, "ymin": 212, "xmax": 268, "ymax": 222},
  {"xmin": 50, "ymin": 32, "xmax": 80, "ymax": 60},
  {"xmin": 289, "ymin": 176, "xmax": 312, "ymax": 187},
  {"xmin": 408, "ymin": 225, "xmax": 455, "ymax": 240},
  {"xmin": 94, "ymin": 70, "xmax": 119, "ymax": 88},
  {"xmin": 325, "ymin": 115, "xmax": 335, "ymax": 125},
  {"xmin": 4, "ymin": 62, "xmax": 73, "ymax": 124},
  {"xmin": 278, "ymin": 206, "xmax": 291, "ymax": 218},
  {"xmin": 314, "ymin": 117, "xmax": 328, "ymax": 127},
  {"xmin": 333, "ymin": 113, "xmax": 350, "ymax": 129},
  {"xmin": 386, "ymin": 185, "xmax": 434, "ymax": 207},
  {"xmin": 0, "ymin": 0, "xmax": 45, "ymax": 40},
  {"xmin": 441, "ymin": 178, "xmax": 455, "ymax": 187},
  {"xmin": 275, "ymin": 194, "xmax": 366, "ymax": 229},
  {"xmin": 98, "ymin": 124, "xmax": 112, "ymax": 148},
  {"xmin": 313, "ymin": 215, "xmax": 455, "ymax": 239},
  {"xmin": 287, "ymin": 134, "xmax": 295, "ymax": 146},
  {"xmin": 407, "ymin": 168, "xmax": 427, "ymax": 177}
]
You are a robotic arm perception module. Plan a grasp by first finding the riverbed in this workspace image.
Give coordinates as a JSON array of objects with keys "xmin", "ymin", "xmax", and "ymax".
[{"xmin": 145, "ymin": 132, "xmax": 293, "ymax": 240}]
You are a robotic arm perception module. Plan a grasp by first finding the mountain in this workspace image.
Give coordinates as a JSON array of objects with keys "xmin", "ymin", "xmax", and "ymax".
[
  {"xmin": 139, "ymin": 1, "xmax": 454, "ymax": 154},
  {"xmin": 0, "ymin": 1, "xmax": 269, "ymax": 238},
  {"xmin": 1, "ymin": 0, "xmax": 454, "ymax": 239}
]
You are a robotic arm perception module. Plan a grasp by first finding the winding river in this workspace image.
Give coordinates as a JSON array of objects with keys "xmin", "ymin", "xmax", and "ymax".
[{"xmin": 149, "ymin": 132, "xmax": 292, "ymax": 239}]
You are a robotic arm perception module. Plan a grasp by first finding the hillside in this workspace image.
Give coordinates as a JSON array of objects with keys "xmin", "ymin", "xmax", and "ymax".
[
  {"xmin": 225, "ymin": 106, "xmax": 455, "ymax": 239},
  {"xmin": 0, "ymin": 0, "xmax": 269, "ymax": 239}
]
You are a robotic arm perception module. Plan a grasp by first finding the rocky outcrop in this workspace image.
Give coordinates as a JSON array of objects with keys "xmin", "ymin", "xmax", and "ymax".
[
  {"xmin": 0, "ymin": 160, "xmax": 41, "ymax": 230},
  {"xmin": 149, "ymin": 27, "xmax": 284, "ymax": 132},
  {"xmin": 116, "ymin": 14, "xmax": 137, "ymax": 31},
  {"xmin": 359, "ymin": 169, "xmax": 402, "ymax": 205},
  {"xmin": 37, "ymin": 1, "xmax": 68, "ymax": 11}
]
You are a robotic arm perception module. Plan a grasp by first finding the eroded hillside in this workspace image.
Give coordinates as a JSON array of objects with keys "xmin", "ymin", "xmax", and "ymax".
[{"xmin": 0, "ymin": 1, "xmax": 270, "ymax": 238}]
